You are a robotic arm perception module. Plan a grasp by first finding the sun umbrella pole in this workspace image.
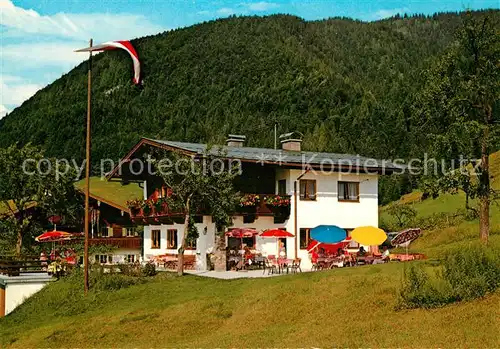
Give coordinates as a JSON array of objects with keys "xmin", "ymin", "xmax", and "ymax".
[{"xmin": 84, "ymin": 38, "xmax": 93, "ymax": 296}]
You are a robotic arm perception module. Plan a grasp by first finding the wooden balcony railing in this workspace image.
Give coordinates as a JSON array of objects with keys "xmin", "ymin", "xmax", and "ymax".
[
  {"xmin": 128, "ymin": 194, "xmax": 291, "ymax": 222},
  {"xmin": 89, "ymin": 237, "xmax": 142, "ymax": 249}
]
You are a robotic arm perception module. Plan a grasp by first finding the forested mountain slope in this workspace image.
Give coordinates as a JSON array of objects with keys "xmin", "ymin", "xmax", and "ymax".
[{"xmin": 1, "ymin": 11, "xmax": 498, "ymax": 171}]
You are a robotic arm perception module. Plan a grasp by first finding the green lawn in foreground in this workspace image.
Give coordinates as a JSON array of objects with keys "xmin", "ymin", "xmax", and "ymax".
[{"xmin": 0, "ymin": 263, "xmax": 499, "ymax": 348}]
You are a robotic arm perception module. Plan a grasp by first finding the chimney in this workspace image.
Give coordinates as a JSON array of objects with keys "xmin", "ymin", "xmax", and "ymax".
[
  {"xmin": 280, "ymin": 132, "xmax": 302, "ymax": 152},
  {"xmin": 226, "ymin": 134, "xmax": 246, "ymax": 147}
]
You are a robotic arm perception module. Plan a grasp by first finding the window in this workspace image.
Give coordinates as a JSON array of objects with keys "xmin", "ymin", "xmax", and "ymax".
[
  {"xmin": 300, "ymin": 180, "xmax": 316, "ymax": 200},
  {"xmin": 167, "ymin": 229, "xmax": 178, "ymax": 249},
  {"xmin": 300, "ymin": 228, "xmax": 311, "ymax": 249},
  {"xmin": 95, "ymin": 255, "xmax": 112, "ymax": 264},
  {"xmin": 243, "ymin": 215, "xmax": 256, "ymax": 224},
  {"xmin": 338, "ymin": 181, "xmax": 359, "ymax": 202},
  {"xmin": 278, "ymin": 179, "xmax": 287, "ymax": 195},
  {"xmin": 98, "ymin": 226, "xmax": 111, "ymax": 238},
  {"xmin": 186, "ymin": 239, "xmax": 197, "ymax": 250},
  {"xmin": 124, "ymin": 227, "xmax": 138, "ymax": 237},
  {"xmin": 151, "ymin": 229, "xmax": 161, "ymax": 249},
  {"xmin": 126, "ymin": 254, "xmax": 137, "ymax": 263}
]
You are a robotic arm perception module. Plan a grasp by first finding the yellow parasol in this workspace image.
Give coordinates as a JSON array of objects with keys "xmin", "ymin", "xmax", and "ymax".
[{"xmin": 351, "ymin": 226, "xmax": 387, "ymax": 246}]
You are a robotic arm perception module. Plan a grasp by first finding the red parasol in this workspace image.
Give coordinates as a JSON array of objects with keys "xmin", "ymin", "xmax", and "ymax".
[
  {"xmin": 225, "ymin": 228, "xmax": 259, "ymax": 238},
  {"xmin": 35, "ymin": 231, "xmax": 73, "ymax": 242},
  {"xmin": 307, "ymin": 237, "xmax": 352, "ymax": 254},
  {"xmin": 260, "ymin": 229, "xmax": 294, "ymax": 238}
]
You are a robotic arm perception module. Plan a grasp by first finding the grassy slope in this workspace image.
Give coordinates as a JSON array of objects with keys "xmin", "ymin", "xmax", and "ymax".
[
  {"xmin": 75, "ymin": 177, "xmax": 143, "ymax": 210},
  {"xmin": 380, "ymin": 151, "xmax": 500, "ymax": 257},
  {"xmin": 1, "ymin": 265, "xmax": 499, "ymax": 348},
  {"xmin": 2, "ymin": 155, "xmax": 500, "ymax": 348}
]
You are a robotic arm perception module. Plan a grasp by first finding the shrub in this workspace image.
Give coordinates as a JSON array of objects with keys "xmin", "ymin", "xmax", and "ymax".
[
  {"xmin": 92, "ymin": 273, "xmax": 146, "ymax": 291},
  {"xmin": 397, "ymin": 265, "xmax": 456, "ymax": 309},
  {"xmin": 397, "ymin": 245, "xmax": 500, "ymax": 309},
  {"xmin": 141, "ymin": 262, "xmax": 157, "ymax": 277},
  {"xmin": 440, "ymin": 245, "xmax": 500, "ymax": 300}
]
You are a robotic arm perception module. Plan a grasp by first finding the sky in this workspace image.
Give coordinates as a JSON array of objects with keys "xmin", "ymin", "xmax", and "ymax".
[{"xmin": 1, "ymin": 0, "xmax": 499, "ymax": 118}]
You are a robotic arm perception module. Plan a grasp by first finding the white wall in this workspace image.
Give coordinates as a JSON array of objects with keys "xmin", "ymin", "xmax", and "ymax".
[
  {"xmin": 286, "ymin": 170, "xmax": 379, "ymax": 268},
  {"xmin": 143, "ymin": 216, "xmax": 215, "ymax": 271},
  {"xmin": 1, "ymin": 275, "xmax": 53, "ymax": 316}
]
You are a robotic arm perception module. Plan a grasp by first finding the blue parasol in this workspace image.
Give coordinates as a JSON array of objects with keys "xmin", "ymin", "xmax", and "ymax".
[{"xmin": 310, "ymin": 225, "xmax": 346, "ymax": 244}]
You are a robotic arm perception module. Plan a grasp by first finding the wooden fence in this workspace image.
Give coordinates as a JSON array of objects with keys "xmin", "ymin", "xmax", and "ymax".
[{"xmin": 0, "ymin": 256, "xmax": 44, "ymax": 276}]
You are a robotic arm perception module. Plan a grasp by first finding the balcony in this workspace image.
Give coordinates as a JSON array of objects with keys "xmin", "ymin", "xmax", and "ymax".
[
  {"xmin": 89, "ymin": 237, "xmax": 142, "ymax": 249},
  {"xmin": 238, "ymin": 194, "xmax": 291, "ymax": 218},
  {"xmin": 127, "ymin": 194, "xmax": 291, "ymax": 223}
]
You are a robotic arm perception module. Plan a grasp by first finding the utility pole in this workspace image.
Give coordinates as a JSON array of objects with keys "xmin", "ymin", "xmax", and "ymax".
[
  {"xmin": 274, "ymin": 121, "xmax": 277, "ymax": 150},
  {"xmin": 84, "ymin": 38, "xmax": 92, "ymax": 295}
]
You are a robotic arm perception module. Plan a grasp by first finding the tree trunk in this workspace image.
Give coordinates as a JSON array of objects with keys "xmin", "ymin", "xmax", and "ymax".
[
  {"xmin": 479, "ymin": 112, "xmax": 491, "ymax": 244},
  {"xmin": 213, "ymin": 233, "xmax": 227, "ymax": 272},
  {"xmin": 177, "ymin": 198, "xmax": 191, "ymax": 276},
  {"xmin": 15, "ymin": 230, "xmax": 23, "ymax": 256}
]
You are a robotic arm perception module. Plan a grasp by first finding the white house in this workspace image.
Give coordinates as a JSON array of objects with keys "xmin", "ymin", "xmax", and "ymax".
[{"xmin": 106, "ymin": 134, "xmax": 400, "ymax": 270}]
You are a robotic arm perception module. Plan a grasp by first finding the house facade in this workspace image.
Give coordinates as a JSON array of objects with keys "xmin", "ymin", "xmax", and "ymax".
[
  {"xmin": 75, "ymin": 178, "xmax": 143, "ymax": 264},
  {"xmin": 107, "ymin": 135, "xmax": 400, "ymax": 270}
]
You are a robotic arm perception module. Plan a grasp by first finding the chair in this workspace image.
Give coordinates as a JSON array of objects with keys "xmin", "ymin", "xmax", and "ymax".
[
  {"xmin": 264, "ymin": 258, "xmax": 277, "ymax": 275},
  {"xmin": 287, "ymin": 258, "xmax": 302, "ymax": 273}
]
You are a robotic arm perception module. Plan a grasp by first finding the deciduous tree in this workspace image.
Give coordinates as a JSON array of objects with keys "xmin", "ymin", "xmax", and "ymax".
[
  {"xmin": 150, "ymin": 148, "xmax": 240, "ymax": 275},
  {"xmin": 0, "ymin": 144, "xmax": 82, "ymax": 255},
  {"xmin": 414, "ymin": 13, "xmax": 499, "ymax": 242}
]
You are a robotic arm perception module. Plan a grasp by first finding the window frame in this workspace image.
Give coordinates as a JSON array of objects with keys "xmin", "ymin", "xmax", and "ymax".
[
  {"xmin": 151, "ymin": 229, "xmax": 161, "ymax": 249},
  {"xmin": 167, "ymin": 229, "xmax": 178, "ymax": 249},
  {"xmin": 337, "ymin": 181, "xmax": 360, "ymax": 203},
  {"xmin": 299, "ymin": 179, "xmax": 317, "ymax": 201},
  {"xmin": 299, "ymin": 228, "xmax": 311, "ymax": 250}
]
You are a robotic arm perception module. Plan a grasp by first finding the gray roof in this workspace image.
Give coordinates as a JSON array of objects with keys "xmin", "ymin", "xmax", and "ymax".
[{"xmin": 145, "ymin": 138, "xmax": 404, "ymax": 172}]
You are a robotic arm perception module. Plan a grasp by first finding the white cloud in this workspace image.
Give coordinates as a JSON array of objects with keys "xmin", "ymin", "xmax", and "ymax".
[
  {"xmin": 0, "ymin": 0, "xmax": 168, "ymax": 111},
  {"xmin": 1, "ymin": 42, "xmax": 85, "ymax": 68},
  {"xmin": 1, "ymin": 41, "xmax": 86, "ymax": 69},
  {"xmin": 217, "ymin": 7, "xmax": 237, "ymax": 16},
  {"xmin": 0, "ymin": 104, "xmax": 10, "ymax": 119},
  {"xmin": 373, "ymin": 8, "xmax": 409, "ymax": 20},
  {"xmin": 0, "ymin": 75, "xmax": 42, "ymax": 106},
  {"xmin": 243, "ymin": 2, "xmax": 279, "ymax": 12},
  {"xmin": 200, "ymin": 2, "xmax": 279, "ymax": 17},
  {"xmin": 0, "ymin": 0, "xmax": 165, "ymax": 41}
]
